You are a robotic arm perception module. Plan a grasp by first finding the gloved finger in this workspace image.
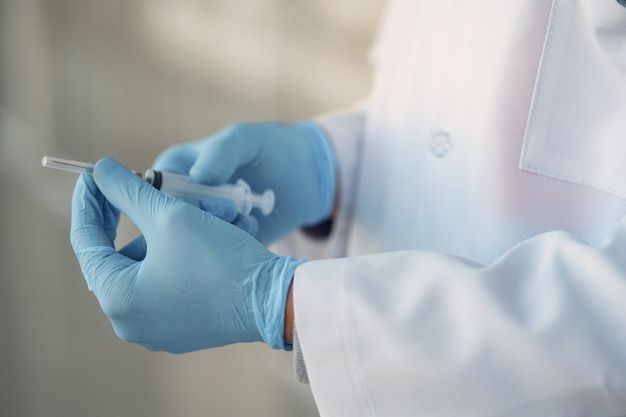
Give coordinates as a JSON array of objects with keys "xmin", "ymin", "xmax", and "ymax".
[
  {"xmin": 199, "ymin": 199, "xmax": 258, "ymax": 235},
  {"xmin": 233, "ymin": 214, "xmax": 258, "ymax": 236},
  {"xmin": 71, "ymin": 173, "xmax": 120, "ymax": 253},
  {"xmin": 76, "ymin": 247, "xmax": 139, "ymax": 304},
  {"xmin": 189, "ymin": 124, "xmax": 264, "ymax": 184},
  {"xmin": 199, "ymin": 199, "xmax": 239, "ymax": 223},
  {"xmin": 70, "ymin": 173, "xmax": 139, "ymax": 299},
  {"xmin": 93, "ymin": 158, "xmax": 176, "ymax": 235},
  {"xmin": 119, "ymin": 235, "xmax": 147, "ymax": 261},
  {"xmin": 152, "ymin": 142, "xmax": 200, "ymax": 175}
]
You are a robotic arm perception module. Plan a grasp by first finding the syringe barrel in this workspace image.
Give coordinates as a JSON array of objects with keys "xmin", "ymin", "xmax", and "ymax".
[
  {"xmin": 144, "ymin": 170, "xmax": 253, "ymax": 215},
  {"xmin": 41, "ymin": 155, "xmax": 274, "ymax": 215}
]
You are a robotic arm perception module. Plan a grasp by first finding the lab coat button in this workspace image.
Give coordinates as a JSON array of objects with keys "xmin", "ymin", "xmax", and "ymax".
[{"xmin": 430, "ymin": 131, "xmax": 452, "ymax": 158}]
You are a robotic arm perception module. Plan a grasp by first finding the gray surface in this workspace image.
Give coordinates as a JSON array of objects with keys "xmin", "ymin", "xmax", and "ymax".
[{"xmin": 0, "ymin": 0, "xmax": 381, "ymax": 416}]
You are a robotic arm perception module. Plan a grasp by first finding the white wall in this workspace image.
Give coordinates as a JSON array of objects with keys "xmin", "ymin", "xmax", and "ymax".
[{"xmin": 0, "ymin": 0, "xmax": 382, "ymax": 416}]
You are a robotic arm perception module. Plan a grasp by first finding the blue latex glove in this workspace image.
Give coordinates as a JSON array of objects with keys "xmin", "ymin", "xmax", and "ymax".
[
  {"xmin": 153, "ymin": 122, "xmax": 337, "ymax": 245},
  {"xmin": 70, "ymin": 158, "xmax": 305, "ymax": 352}
]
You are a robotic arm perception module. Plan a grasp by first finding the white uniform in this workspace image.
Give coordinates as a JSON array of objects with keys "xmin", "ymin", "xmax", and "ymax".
[{"xmin": 293, "ymin": 0, "xmax": 626, "ymax": 415}]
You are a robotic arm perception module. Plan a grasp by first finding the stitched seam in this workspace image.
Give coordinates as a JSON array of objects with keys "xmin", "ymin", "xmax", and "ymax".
[
  {"xmin": 521, "ymin": 0, "xmax": 560, "ymax": 163},
  {"xmin": 341, "ymin": 261, "xmax": 376, "ymax": 416},
  {"xmin": 522, "ymin": 163, "xmax": 626, "ymax": 199}
]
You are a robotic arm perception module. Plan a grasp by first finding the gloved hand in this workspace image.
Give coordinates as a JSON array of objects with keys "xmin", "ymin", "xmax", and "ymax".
[
  {"xmin": 152, "ymin": 122, "xmax": 337, "ymax": 245},
  {"xmin": 71, "ymin": 158, "xmax": 305, "ymax": 353}
]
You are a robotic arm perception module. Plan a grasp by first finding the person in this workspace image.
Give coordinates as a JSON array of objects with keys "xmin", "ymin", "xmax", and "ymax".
[{"xmin": 70, "ymin": 0, "xmax": 626, "ymax": 415}]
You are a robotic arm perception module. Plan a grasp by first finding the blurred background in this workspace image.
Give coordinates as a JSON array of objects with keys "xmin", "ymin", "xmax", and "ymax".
[{"xmin": 0, "ymin": 0, "xmax": 382, "ymax": 416}]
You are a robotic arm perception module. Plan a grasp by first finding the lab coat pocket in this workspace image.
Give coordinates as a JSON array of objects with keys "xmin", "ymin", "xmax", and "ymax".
[{"xmin": 520, "ymin": 0, "xmax": 626, "ymax": 199}]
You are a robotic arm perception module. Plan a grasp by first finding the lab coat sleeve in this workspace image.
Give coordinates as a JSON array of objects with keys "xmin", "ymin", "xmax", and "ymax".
[{"xmin": 294, "ymin": 227, "xmax": 626, "ymax": 416}]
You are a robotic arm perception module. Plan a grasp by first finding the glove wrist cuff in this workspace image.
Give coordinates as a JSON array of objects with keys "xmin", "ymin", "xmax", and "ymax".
[
  {"xmin": 254, "ymin": 256, "xmax": 306, "ymax": 350},
  {"xmin": 296, "ymin": 122, "xmax": 337, "ymax": 226}
]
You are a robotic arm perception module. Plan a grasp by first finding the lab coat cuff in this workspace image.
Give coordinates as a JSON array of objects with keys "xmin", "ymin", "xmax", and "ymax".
[
  {"xmin": 293, "ymin": 258, "xmax": 369, "ymax": 416},
  {"xmin": 292, "ymin": 324, "xmax": 310, "ymax": 384}
]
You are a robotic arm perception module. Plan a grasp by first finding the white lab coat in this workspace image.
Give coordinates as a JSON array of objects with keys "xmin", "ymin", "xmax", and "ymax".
[{"xmin": 292, "ymin": 0, "xmax": 626, "ymax": 415}]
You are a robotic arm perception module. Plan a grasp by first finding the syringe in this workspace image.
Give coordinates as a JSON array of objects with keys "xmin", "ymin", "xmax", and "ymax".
[{"xmin": 42, "ymin": 156, "xmax": 275, "ymax": 215}]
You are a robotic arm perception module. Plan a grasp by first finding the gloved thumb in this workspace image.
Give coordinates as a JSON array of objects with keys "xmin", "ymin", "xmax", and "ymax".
[
  {"xmin": 188, "ymin": 124, "xmax": 263, "ymax": 185},
  {"xmin": 93, "ymin": 158, "xmax": 175, "ymax": 234}
]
